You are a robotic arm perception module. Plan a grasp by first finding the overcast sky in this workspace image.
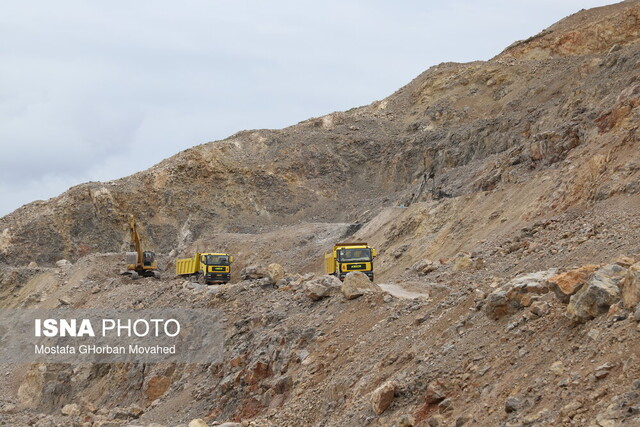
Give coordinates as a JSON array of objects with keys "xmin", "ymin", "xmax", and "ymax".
[{"xmin": 0, "ymin": 0, "xmax": 614, "ymax": 217}]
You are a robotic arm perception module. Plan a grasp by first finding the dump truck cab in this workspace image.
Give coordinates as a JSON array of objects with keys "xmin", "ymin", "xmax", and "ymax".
[
  {"xmin": 176, "ymin": 252, "xmax": 234, "ymax": 285},
  {"xmin": 325, "ymin": 242, "xmax": 377, "ymax": 281},
  {"xmin": 200, "ymin": 253, "xmax": 232, "ymax": 284}
]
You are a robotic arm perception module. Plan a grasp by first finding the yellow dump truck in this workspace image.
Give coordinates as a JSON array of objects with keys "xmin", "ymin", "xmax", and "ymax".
[
  {"xmin": 324, "ymin": 242, "xmax": 377, "ymax": 281},
  {"xmin": 176, "ymin": 253, "xmax": 234, "ymax": 285}
]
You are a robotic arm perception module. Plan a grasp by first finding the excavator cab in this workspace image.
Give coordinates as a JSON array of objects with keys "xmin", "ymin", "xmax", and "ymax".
[{"xmin": 143, "ymin": 251, "xmax": 156, "ymax": 267}]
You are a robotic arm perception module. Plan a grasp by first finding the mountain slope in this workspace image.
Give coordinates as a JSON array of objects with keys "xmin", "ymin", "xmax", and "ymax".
[{"xmin": 1, "ymin": 2, "xmax": 639, "ymax": 270}]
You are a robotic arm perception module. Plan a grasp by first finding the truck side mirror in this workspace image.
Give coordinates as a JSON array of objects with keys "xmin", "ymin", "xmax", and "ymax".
[
  {"xmin": 229, "ymin": 256, "xmax": 234, "ymax": 263},
  {"xmin": 201, "ymin": 256, "xmax": 206, "ymax": 263},
  {"xmin": 372, "ymin": 249, "xmax": 377, "ymax": 257}
]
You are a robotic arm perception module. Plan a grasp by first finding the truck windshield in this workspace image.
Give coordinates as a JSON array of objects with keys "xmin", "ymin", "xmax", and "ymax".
[
  {"xmin": 338, "ymin": 248, "xmax": 372, "ymax": 262},
  {"xmin": 203, "ymin": 255, "xmax": 229, "ymax": 265}
]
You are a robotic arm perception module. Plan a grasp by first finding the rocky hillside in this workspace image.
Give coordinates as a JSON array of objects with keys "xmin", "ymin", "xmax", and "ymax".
[
  {"xmin": 1, "ymin": 242, "xmax": 639, "ymax": 426},
  {"xmin": 1, "ymin": 1, "xmax": 640, "ymax": 426},
  {"xmin": 1, "ymin": 1, "xmax": 638, "ymax": 269}
]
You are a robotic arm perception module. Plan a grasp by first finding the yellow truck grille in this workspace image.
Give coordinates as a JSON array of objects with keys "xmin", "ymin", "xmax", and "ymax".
[{"xmin": 342, "ymin": 262, "xmax": 371, "ymax": 272}]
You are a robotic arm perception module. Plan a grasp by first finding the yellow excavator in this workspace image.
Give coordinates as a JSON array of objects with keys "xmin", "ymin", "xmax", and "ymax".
[{"xmin": 125, "ymin": 215, "xmax": 160, "ymax": 280}]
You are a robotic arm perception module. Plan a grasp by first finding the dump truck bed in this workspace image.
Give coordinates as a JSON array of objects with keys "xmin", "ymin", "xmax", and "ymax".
[
  {"xmin": 176, "ymin": 255, "xmax": 200, "ymax": 276},
  {"xmin": 324, "ymin": 252, "xmax": 335, "ymax": 275}
]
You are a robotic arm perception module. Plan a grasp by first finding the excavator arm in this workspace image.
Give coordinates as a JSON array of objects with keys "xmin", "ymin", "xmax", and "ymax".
[{"xmin": 129, "ymin": 214, "xmax": 143, "ymax": 265}]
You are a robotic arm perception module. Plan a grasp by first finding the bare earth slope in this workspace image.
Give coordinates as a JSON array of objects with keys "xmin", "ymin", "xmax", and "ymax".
[{"xmin": 1, "ymin": 1, "xmax": 640, "ymax": 427}]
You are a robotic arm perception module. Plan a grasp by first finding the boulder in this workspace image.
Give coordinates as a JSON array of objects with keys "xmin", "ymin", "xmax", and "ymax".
[
  {"xmin": 56, "ymin": 259, "xmax": 72, "ymax": 268},
  {"xmin": 547, "ymin": 265, "xmax": 599, "ymax": 303},
  {"xmin": 505, "ymin": 396, "xmax": 523, "ymax": 413},
  {"xmin": 267, "ymin": 263, "xmax": 286, "ymax": 283},
  {"xmin": 411, "ymin": 259, "xmax": 438, "ymax": 275},
  {"xmin": 414, "ymin": 312, "xmax": 430, "ymax": 325},
  {"xmin": 607, "ymin": 302, "xmax": 626, "ymax": 320},
  {"xmin": 425, "ymin": 379, "xmax": 451, "ymax": 404},
  {"xmin": 484, "ymin": 270, "xmax": 555, "ymax": 319},
  {"xmin": 304, "ymin": 275, "xmax": 341, "ymax": 300},
  {"xmin": 567, "ymin": 267, "xmax": 622, "ymax": 322},
  {"xmin": 126, "ymin": 404, "xmax": 144, "ymax": 418},
  {"xmin": 484, "ymin": 289, "xmax": 512, "ymax": 320},
  {"xmin": 455, "ymin": 416, "xmax": 471, "ymax": 426},
  {"xmin": 61, "ymin": 403, "xmax": 80, "ymax": 416},
  {"xmin": 451, "ymin": 253, "xmax": 473, "ymax": 272},
  {"xmin": 243, "ymin": 359, "xmax": 272, "ymax": 384},
  {"xmin": 240, "ymin": 265, "xmax": 268, "ymax": 280},
  {"xmin": 341, "ymin": 272, "xmax": 381, "ymax": 300},
  {"xmin": 560, "ymin": 400, "xmax": 583, "ymax": 418},
  {"xmin": 549, "ymin": 361, "xmax": 564, "ymax": 376},
  {"xmin": 188, "ymin": 420, "xmax": 208, "ymax": 427},
  {"xmin": 304, "ymin": 281, "xmax": 330, "ymax": 301},
  {"xmin": 427, "ymin": 415, "xmax": 446, "ymax": 426},
  {"xmin": 300, "ymin": 272, "xmax": 315, "ymax": 281},
  {"xmin": 392, "ymin": 245, "xmax": 409, "ymax": 259},
  {"xmin": 82, "ymin": 400, "xmax": 97, "ymax": 414},
  {"xmin": 323, "ymin": 274, "xmax": 342, "ymax": 287},
  {"xmin": 530, "ymin": 301, "xmax": 551, "ymax": 317},
  {"xmin": 289, "ymin": 273, "xmax": 315, "ymax": 289},
  {"xmin": 614, "ymin": 255, "xmax": 635, "ymax": 267},
  {"xmin": 505, "ymin": 278, "xmax": 549, "ymax": 307},
  {"xmin": 596, "ymin": 264, "xmax": 628, "ymax": 285},
  {"xmin": 438, "ymin": 398, "xmax": 454, "ymax": 412},
  {"xmin": 619, "ymin": 263, "xmax": 640, "ymax": 309},
  {"xmin": 58, "ymin": 296, "xmax": 72, "ymax": 306},
  {"xmin": 109, "ymin": 404, "xmax": 144, "ymax": 420},
  {"xmin": 395, "ymin": 414, "xmax": 416, "ymax": 427},
  {"xmin": 370, "ymin": 381, "xmax": 397, "ymax": 415}
]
